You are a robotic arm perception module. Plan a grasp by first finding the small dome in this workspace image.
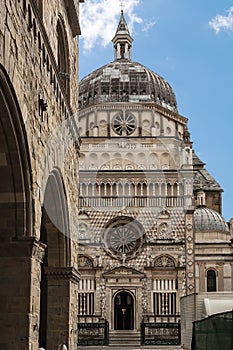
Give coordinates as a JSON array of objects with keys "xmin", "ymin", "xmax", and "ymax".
[{"xmin": 194, "ymin": 207, "xmax": 229, "ymax": 232}]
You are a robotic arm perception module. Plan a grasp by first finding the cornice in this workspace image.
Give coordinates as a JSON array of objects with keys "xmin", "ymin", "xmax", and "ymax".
[
  {"xmin": 65, "ymin": 0, "xmax": 82, "ymax": 37},
  {"xmin": 0, "ymin": 237, "xmax": 46, "ymax": 262},
  {"xmin": 78, "ymin": 102, "xmax": 188, "ymax": 125},
  {"xmin": 45, "ymin": 266, "xmax": 80, "ymax": 284}
]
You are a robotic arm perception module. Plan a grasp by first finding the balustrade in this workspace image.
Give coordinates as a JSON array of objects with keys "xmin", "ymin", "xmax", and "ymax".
[{"xmin": 79, "ymin": 196, "xmax": 185, "ymax": 208}]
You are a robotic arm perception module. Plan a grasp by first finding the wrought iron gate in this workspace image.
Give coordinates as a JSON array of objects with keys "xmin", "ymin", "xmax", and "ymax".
[
  {"xmin": 78, "ymin": 319, "xmax": 109, "ymax": 346},
  {"xmin": 141, "ymin": 320, "xmax": 181, "ymax": 346}
]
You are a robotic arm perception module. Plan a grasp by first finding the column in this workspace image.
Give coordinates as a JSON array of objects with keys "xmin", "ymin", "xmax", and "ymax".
[
  {"xmin": 45, "ymin": 267, "xmax": 80, "ymax": 350},
  {"xmin": 0, "ymin": 237, "xmax": 45, "ymax": 350}
]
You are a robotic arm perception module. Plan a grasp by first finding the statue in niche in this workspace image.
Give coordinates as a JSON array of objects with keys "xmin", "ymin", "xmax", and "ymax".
[
  {"xmin": 78, "ymin": 222, "xmax": 89, "ymax": 239},
  {"xmin": 158, "ymin": 222, "xmax": 169, "ymax": 239}
]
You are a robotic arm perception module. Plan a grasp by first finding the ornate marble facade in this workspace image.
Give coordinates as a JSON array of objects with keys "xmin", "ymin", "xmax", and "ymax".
[{"xmin": 77, "ymin": 10, "xmax": 233, "ymax": 342}]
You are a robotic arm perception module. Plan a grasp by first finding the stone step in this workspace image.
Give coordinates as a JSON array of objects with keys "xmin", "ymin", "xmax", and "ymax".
[
  {"xmin": 77, "ymin": 346, "xmax": 182, "ymax": 350},
  {"xmin": 109, "ymin": 330, "xmax": 141, "ymax": 346}
]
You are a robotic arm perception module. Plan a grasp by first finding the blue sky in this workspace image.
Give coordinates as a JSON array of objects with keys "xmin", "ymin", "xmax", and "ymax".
[{"xmin": 79, "ymin": 0, "xmax": 233, "ymax": 221}]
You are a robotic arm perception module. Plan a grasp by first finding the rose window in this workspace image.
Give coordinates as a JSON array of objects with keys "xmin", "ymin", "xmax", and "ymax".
[
  {"xmin": 113, "ymin": 113, "xmax": 136, "ymax": 136},
  {"xmin": 103, "ymin": 216, "xmax": 144, "ymax": 261}
]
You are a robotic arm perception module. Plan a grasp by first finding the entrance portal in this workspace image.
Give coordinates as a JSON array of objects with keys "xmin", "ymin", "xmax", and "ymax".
[{"xmin": 114, "ymin": 291, "xmax": 134, "ymax": 330}]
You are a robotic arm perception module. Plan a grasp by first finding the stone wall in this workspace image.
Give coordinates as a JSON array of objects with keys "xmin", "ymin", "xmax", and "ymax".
[{"xmin": 0, "ymin": 1, "xmax": 82, "ymax": 349}]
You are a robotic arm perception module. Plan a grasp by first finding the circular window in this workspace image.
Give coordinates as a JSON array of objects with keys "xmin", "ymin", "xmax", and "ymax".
[
  {"xmin": 113, "ymin": 113, "xmax": 136, "ymax": 136},
  {"xmin": 103, "ymin": 216, "xmax": 144, "ymax": 261}
]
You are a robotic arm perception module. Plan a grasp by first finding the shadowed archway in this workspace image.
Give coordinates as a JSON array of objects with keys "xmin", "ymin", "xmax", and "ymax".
[
  {"xmin": 0, "ymin": 66, "xmax": 35, "ymax": 348},
  {"xmin": 39, "ymin": 168, "xmax": 72, "ymax": 348},
  {"xmin": 0, "ymin": 65, "xmax": 32, "ymax": 239}
]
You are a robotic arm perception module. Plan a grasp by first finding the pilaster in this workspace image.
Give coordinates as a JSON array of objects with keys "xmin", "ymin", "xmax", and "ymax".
[
  {"xmin": 185, "ymin": 211, "xmax": 195, "ymax": 295},
  {"xmin": 0, "ymin": 237, "xmax": 45, "ymax": 350},
  {"xmin": 45, "ymin": 266, "xmax": 80, "ymax": 350}
]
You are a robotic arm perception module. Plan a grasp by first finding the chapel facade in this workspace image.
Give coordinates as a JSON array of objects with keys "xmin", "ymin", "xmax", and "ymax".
[{"xmin": 77, "ymin": 11, "xmax": 233, "ymax": 347}]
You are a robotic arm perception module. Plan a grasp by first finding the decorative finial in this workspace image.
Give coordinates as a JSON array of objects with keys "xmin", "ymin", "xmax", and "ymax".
[{"xmin": 120, "ymin": 1, "xmax": 124, "ymax": 14}]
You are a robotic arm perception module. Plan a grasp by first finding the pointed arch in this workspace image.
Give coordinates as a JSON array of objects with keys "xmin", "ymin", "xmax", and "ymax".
[
  {"xmin": 0, "ymin": 65, "xmax": 33, "ymax": 239},
  {"xmin": 39, "ymin": 168, "xmax": 71, "ymax": 347},
  {"xmin": 41, "ymin": 167, "xmax": 70, "ymax": 267}
]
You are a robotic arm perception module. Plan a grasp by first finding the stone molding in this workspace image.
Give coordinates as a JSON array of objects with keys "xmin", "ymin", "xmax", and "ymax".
[
  {"xmin": 45, "ymin": 266, "xmax": 80, "ymax": 283},
  {"xmin": 0, "ymin": 237, "xmax": 45, "ymax": 261},
  {"xmin": 79, "ymin": 102, "xmax": 187, "ymax": 125}
]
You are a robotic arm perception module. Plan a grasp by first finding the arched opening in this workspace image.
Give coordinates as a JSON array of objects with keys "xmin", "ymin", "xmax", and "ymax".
[
  {"xmin": 0, "ymin": 66, "xmax": 33, "ymax": 348},
  {"xmin": 39, "ymin": 168, "xmax": 70, "ymax": 348},
  {"xmin": 0, "ymin": 65, "xmax": 32, "ymax": 239},
  {"xmin": 114, "ymin": 291, "xmax": 134, "ymax": 330},
  {"xmin": 207, "ymin": 269, "xmax": 217, "ymax": 292}
]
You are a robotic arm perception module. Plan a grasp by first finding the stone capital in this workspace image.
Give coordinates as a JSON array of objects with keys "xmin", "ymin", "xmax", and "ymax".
[
  {"xmin": 0, "ymin": 236, "xmax": 46, "ymax": 262},
  {"xmin": 45, "ymin": 266, "xmax": 80, "ymax": 284}
]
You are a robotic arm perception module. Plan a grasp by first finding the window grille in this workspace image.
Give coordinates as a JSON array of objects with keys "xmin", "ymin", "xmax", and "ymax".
[
  {"xmin": 152, "ymin": 279, "xmax": 177, "ymax": 315},
  {"xmin": 78, "ymin": 278, "xmax": 95, "ymax": 315}
]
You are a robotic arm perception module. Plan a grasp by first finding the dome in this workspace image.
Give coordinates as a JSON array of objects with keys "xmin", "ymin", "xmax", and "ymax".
[
  {"xmin": 194, "ymin": 207, "xmax": 229, "ymax": 233},
  {"xmin": 79, "ymin": 60, "xmax": 177, "ymax": 111},
  {"xmin": 78, "ymin": 10, "xmax": 177, "ymax": 112}
]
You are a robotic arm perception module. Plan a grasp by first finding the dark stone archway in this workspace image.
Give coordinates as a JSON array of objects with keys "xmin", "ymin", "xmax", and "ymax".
[
  {"xmin": 39, "ymin": 168, "xmax": 79, "ymax": 349},
  {"xmin": 0, "ymin": 66, "xmax": 42, "ymax": 349}
]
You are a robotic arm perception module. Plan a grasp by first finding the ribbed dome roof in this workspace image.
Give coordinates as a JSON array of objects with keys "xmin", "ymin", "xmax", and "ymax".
[
  {"xmin": 194, "ymin": 207, "xmax": 229, "ymax": 232},
  {"xmin": 79, "ymin": 11, "xmax": 177, "ymax": 112},
  {"xmin": 79, "ymin": 60, "xmax": 177, "ymax": 111}
]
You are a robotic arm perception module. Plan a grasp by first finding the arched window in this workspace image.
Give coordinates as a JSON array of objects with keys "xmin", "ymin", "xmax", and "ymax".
[
  {"xmin": 57, "ymin": 16, "xmax": 70, "ymax": 98},
  {"xmin": 207, "ymin": 269, "xmax": 217, "ymax": 292}
]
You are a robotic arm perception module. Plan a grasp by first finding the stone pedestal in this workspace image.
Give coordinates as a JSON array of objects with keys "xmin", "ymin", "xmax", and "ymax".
[{"xmin": 45, "ymin": 267, "xmax": 80, "ymax": 350}]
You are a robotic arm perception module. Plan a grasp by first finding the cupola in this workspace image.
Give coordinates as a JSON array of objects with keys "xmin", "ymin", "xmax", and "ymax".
[{"xmin": 112, "ymin": 10, "xmax": 133, "ymax": 61}]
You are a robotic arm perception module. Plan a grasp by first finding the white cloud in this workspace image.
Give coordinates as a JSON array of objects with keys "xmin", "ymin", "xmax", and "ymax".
[
  {"xmin": 209, "ymin": 7, "xmax": 233, "ymax": 34},
  {"xmin": 142, "ymin": 20, "xmax": 156, "ymax": 32},
  {"xmin": 80, "ymin": 0, "xmax": 155, "ymax": 52}
]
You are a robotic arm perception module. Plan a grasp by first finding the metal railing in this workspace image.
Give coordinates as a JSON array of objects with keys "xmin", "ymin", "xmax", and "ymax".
[
  {"xmin": 78, "ymin": 315, "xmax": 109, "ymax": 346},
  {"xmin": 141, "ymin": 315, "xmax": 181, "ymax": 346}
]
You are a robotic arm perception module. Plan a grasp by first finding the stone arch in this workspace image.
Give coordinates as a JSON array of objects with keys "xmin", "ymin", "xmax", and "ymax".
[
  {"xmin": 137, "ymin": 152, "xmax": 147, "ymax": 168},
  {"xmin": 149, "ymin": 152, "xmax": 159, "ymax": 169},
  {"xmin": 78, "ymin": 255, "xmax": 94, "ymax": 268},
  {"xmin": 39, "ymin": 168, "xmax": 71, "ymax": 348},
  {"xmin": 0, "ymin": 65, "xmax": 32, "ymax": 239},
  {"xmin": 100, "ymin": 152, "xmax": 110, "ymax": 169},
  {"xmin": 0, "ymin": 65, "xmax": 36, "ymax": 349},
  {"xmin": 160, "ymin": 152, "xmax": 170, "ymax": 169},
  {"xmin": 88, "ymin": 152, "xmax": 98, "ymax": 169},
  {"xmin": 154, "ymin": 255, "xmax": 176, "ymax": 268},
  {"xmin": 41, "ymin": 167, "xmax": 70, "ymax": 267}
]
